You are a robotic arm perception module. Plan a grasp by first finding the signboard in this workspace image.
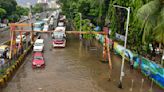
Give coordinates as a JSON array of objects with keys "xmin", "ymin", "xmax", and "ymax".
[{"xmin": 115, "ymin": 33, "xmax": 125, "ymax": 41}]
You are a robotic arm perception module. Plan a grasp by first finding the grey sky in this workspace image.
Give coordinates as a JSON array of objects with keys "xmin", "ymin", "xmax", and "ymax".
[{"xmin": 16, "ymin": 0, "xmax": 37, "ymax": 6}]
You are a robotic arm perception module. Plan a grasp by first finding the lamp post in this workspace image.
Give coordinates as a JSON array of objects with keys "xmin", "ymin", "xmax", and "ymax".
[
  {"xmin": 113, "ymin": 5, "xmax": 130, "ymax": 89},
  {"xmin": 78, "ymin": 13, "xmax": 82, "ymax": 40},
  {"xmin": 27, "ymin": 3, "xmax": 34, "ymax": 44}
]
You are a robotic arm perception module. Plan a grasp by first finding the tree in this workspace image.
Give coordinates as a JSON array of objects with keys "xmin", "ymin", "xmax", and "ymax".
[
  {"xmin": 0, "ymin": 0, "xmax": 17, "ymax": 16},
  {"xmin": 137, "ymin": 0, "xmax": 164, "ymax": 66},
  {"xmin": 14, "ymin": 6, "xmax": 29, "ymax": 17},
  {"xmin": 0, "ymin": 8, "xmax": 6, "ymax": 19},
  {"xmin": 32, "ymin": 3, "xmax": 44, "ymax": 13}
]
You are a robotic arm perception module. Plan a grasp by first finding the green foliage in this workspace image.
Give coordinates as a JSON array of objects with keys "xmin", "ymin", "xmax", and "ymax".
[
  {"xmin": 0, "ymin": 0, "xmax": 17, "ymax": 16},
  {"xmin": 107, "ymin": 0, "xmax": 154, "ymax": 53},
  {"xmin": 32, "ymin": 4, "xmax": 44, "ymax": 13},
  {"xmin": 137, "ymin": 0, "xmax": 164, "ymax": 45},
  {"xmin": 81, "ymin": 19, "xmax": 93, "ymax": 39},
  {"xmin": 0, "ymin": 8, "xmax": 6, "ymax": 18},
  {"xmin": 13, "ymin": 6, "xmax": 29, "ymax": 17},
  {"xmin": 0, "ymin": 0, "xmax": 29, "ymax": 22},
  {"xmin": 73, "ymin": 14, "xmax": 93, "ymax": 39},
  {"xmin": 60, "ymin": 0, "xmax": 164, "ymax": 53},
  {"xmin": 60, "ymin": 0, "xmax": 109, "ymax": 26}
]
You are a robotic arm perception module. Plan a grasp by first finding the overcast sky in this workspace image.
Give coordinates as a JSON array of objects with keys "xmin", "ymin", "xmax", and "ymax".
[{"xmin": 16, "ymin": 0, "xmax": 37, "ymax": 6}]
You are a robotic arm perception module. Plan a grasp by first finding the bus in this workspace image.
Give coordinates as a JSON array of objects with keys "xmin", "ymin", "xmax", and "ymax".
[{"xmin": 34, "ymin": 21, "xmax": 44, "ymax": 32}]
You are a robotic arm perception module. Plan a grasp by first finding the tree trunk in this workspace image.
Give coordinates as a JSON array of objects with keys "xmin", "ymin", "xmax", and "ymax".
[
  {"xmin": 159, "ymin": 43, "xmax": 161, "ymax": 51},
  {"xmin": 161, "ymin": 49, "xmax": 164, "ymax": 67}
]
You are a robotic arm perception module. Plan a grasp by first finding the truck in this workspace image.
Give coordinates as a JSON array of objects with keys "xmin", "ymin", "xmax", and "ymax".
[{"xmin": 52, "ymin": 27, "xmax": 66, "ymax": 48}]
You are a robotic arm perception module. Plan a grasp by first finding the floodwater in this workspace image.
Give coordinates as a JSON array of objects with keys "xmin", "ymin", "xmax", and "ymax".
[{"xmin": 1, "ymin": 34, "xmax": 163, "ymax": 92}]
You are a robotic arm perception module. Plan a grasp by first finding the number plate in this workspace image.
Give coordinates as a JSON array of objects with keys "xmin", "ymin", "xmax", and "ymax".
[{"xmin": 37, "ymin": 65, "xmax": 41, "ymax": 67}]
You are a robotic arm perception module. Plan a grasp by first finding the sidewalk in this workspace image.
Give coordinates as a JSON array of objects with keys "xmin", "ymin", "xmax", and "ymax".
[
  {"xmin": 101, "ymin": 52, "xmax": 163, "ymax": 92},
  {"xmin": 93, "ymin": 39, "xmax": 163, "ymax": 92}
]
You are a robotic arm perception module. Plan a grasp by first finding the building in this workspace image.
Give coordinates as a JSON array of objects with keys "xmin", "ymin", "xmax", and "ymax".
[{"xmin": 37, "ymin": 0, "xmax": 48, "ymax": 4}]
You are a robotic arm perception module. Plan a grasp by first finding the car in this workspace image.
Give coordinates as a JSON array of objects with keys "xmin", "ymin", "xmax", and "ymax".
[
  {"xmin": 33, "ymin": 39, "xmax": 44, "ymax": 52},
  {"xmin": 16, "ymin": 35, "xmax": 26, "ymax": 44},
  {"xmin": 49, "ymin": 18, "xmax": 54, "ymax": 25},
  {"xmin": 58, "ymin": 22, "xmax": 64, "ymax": 27},
  {"xmin": 0, "ymin": 45, "xmax": 9, "ymax": 59},
  {"xmin": 53, "ymin": 38, "xmax": 66, "ymax": 48},
  {"xmin": 34, "ymin": 21, "xmax": 44, "ymax": 32},
  {"xmin": 42, "ymin": 18, "xmax": 49, "ymax": 24},
  {"xmin": 0, "ymin": 23, "xmax": 7, "ymax": 28},
  {"xmin": 32, "ymin": 52, "xmax": 45, "ymax": 68},
  {"xmin": 43, "ymin": 24, "xmax": 49, "ymax": 31}
]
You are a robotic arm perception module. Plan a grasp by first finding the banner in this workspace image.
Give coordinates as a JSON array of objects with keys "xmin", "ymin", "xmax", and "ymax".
[{"xmin": 95, "ymin": 33, "xmax": 164, "ymax": 89}]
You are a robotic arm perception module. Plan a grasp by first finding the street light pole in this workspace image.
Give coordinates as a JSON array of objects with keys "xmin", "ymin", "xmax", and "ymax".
[
  {"xmin": 113, "ymin": 5, "xmax": 130, "ymax": 89},
  {"xmin": 28, "ymin": 3, "xmax": 34, "ymax": 44},
  {"xmin": 79, "ymin": 13, "xmax": 82, "ymax": 40}
]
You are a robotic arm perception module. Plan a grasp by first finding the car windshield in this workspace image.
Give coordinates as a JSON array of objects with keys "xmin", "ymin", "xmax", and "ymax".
[
  {"xmin": 54, "ymin": 38, "xmax": 63, "ymax": 41},
  {"xmin": 34, "ymin": 43, "xmax": 43, "ymax": 46},
  {"xmin": 34, "ymin": 56, "xmax": 43, "ymax": 60},
  {"xmin": 35, "ymin": 24, "xmax": 41, "ymax": 28}
]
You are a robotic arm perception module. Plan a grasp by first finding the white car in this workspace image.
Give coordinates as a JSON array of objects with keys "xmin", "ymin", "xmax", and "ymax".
[
  {"xmin": 43, "ymin": 24, "xmax": 49, "ymax": 31},
  {"xmin": 0, "ymin": 23, "xmax": 7, "ymax": 28},
  {"xmin": 58, "ymin": 22, "xmax": 64, "ymax": 27},
  {"xmin": 42, "ymin": 18, "xmax": 49, "ymax": 24},
  {"xmin": 33, "ymin": 39, "xmax": 44, "ymax": 52},
  {"xmin": 49, "ymin": 18, "xmax": 54, "ymax": 25},
  {"xmin": 16, "ymin": 35, "xmax": 26, "ymax": 43}
]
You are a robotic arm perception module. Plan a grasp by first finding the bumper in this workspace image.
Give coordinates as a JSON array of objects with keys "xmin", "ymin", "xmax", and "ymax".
[
  {"xmin": 33, "ymin": 49, "xmax": 43, "ymax": 52},
  {"xmin": 53, "ymin": 43, "xmax": 65, "ymax": 47},
  {"xmin": 32, "ymin": 64, "xmax": 45, "ymax": 68}
]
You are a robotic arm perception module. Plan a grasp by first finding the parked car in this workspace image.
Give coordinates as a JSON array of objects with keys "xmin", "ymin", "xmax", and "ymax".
[
  {"xmin": 33, "ymin": 39, "xmax": 44, "ymax": 52},
  {"xmin": 0, "ymin": 45, "xmax": 9, "ymax": 59},
  {"xmin": 32, "ymin": 52, "xmax": 45, "ymax": 68},
  {"xmin": 16, "ymin": 35, "xmax": 26, "ymax": 44}
]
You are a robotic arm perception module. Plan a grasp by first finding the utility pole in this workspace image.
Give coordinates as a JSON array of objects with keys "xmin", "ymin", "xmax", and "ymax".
[
  {"xmin": 28, "ymin": 4, "xmax": 34, "ymax": 44},
  {"xmin": 113, "ymin": 5, "xmax": 130, "ymax": 89},
  {"xmin": 79, "ymin": 13, "xmax": 82, "ymax": 40}
]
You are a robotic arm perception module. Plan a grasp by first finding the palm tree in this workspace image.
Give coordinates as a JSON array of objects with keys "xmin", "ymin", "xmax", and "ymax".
[{"xmin": 137, "ymin": 0, "xmax": 164, "ymax": 66}]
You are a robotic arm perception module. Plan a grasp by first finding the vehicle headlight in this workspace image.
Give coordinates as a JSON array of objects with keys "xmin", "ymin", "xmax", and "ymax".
[{"xmin": 33, "ymin": 62, "xmax": 36, "ymax": 65}]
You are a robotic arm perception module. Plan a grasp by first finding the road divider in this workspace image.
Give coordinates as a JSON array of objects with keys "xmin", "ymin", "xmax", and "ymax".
[
  {"xmin": 0, "ymin": 44, "xmax": 33, "ymax": 87},
  {"xmin": 0, "ymin": 35, "xmax": 40, "ymax": 87}
]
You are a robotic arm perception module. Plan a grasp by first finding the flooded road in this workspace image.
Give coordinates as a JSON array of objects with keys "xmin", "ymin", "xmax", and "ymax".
[{"xmin": 1, "ymin": 34, "xmax": 163, "ymax": 92}]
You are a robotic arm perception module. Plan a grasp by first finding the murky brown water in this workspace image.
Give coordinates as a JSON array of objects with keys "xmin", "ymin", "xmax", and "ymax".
[{"xmin": 1, "ymin": 34, "xmax": 163, "ymax": 92}]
